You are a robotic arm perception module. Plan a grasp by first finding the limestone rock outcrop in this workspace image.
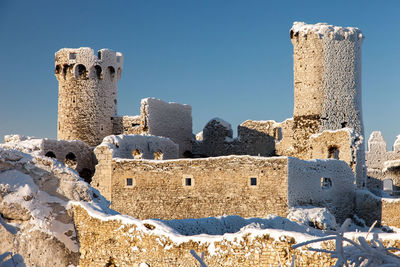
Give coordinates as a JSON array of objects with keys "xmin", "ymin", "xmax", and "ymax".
[{"xmin": 0, "ymin": 146, "xmax": 108, "ymax": 266}]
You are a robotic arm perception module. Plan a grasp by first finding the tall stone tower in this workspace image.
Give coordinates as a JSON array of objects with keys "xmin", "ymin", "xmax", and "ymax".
[
  {"xmin": 55, "ymin": 47, "xmax": 123, "ymax": 146},
  {"xmin": 290, "ymin": 22, "xmax": 365, "ymax": 186}
]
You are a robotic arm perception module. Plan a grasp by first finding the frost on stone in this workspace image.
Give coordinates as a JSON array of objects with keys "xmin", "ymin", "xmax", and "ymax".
[
  {"xmin": 99, "ymin": 134, "xmax": 179, "ymax": 160},
  {"xmin": 367, "ymin": 131, "xmax": 387, "ymax": 153},
  {"xmin": 288, "ymin": 206, "xmax": 337, "ymax": 230},
  {"xmin": 291, "ymin": 22, "xmax": 364, "ymax": 40}
]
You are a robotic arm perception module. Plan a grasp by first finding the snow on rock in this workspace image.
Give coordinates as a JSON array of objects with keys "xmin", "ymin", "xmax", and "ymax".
[
  {"xmin": 288, "ymin": 206, "xmax": 338, "ymax": 230},
  {"xmin": 3, "ymin": 134, "xmax": 43, "ymax": 154},
  {"xmin": 0, "ymin": 146, "xmax": 109, "ymax": 266}
]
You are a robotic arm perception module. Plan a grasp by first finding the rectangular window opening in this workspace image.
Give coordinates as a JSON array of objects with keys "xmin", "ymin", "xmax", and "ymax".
[
  {"xmin": 126, "ymin": 178, "xmax": 133, "ymax": 186},
  {"xmin": 250, "ymin": 177, "xmax": 257, "ymax": 186},
  {"xmin": 185, "ymin": 178, "xmax": 192, "ymax": 186},
  {"xmin": 69, "ymin": 53, "xmax": 77, "ymax": 60}
]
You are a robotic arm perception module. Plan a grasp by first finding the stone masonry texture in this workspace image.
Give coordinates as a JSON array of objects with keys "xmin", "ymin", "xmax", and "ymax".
[{"xmin": 55, "ymin": 47, "xmax": 123, "ymax": 147}]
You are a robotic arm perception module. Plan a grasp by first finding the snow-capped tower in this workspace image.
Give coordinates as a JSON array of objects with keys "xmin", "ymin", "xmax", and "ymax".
[
  {"xmin": 290, "ymin": 22, "xmax": 366, "ymax": 186},
  {"xmin": 55, "ymin": 47, "xmax": 123, "ymax": 146}
]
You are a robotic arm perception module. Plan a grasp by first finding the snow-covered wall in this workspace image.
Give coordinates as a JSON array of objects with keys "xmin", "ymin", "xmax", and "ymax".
[
  {"xmin": 141, "ymin": 98, "xmax": 192, "ymax": 157},
  {"xmin": 288, "ymin": 158, "xmax": 356, "ymax": 223},
  {"xmin": 72, "ymin": 203, "xmax": 339, "ymax": 266},
  {"xmin": 91, "ymin": 134, "xmax": 178, "ymax": 201},
  {"xmin": 98, "ymin": 134, "xmax": 179, "ymax": 160},
  {"xmin": 366, "ymin": 131, "xmax": 400, "ymax": 190},
  {"xmin": 55, "ymin": 47, "xmax": 123, "ymax": 146},
  {"xmin": 2, "ymin": 135, "xmax": 96, "ymax": 182}
]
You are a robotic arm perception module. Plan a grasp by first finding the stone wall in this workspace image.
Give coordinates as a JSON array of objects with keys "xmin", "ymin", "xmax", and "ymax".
[
  {"xmin": 91, "ymin": 134, "xmax": 179, "ymax": 201},
  {"xmin": 112, "ymin": 115, "xmax": 142, "ymax": 135},
  {"xmin": 72, "ymin": 204, "xmax": 337, "ymax": 267},
  {"xmin": 355, "ymin": 190, "xmax": 400, "ymax": 227},
  {"xmin": 73, "ymin": 204, "xmax": 400, "ymax": 266},
  {"xmin": 92, "ymin": 154, "xmax": 356, "ymax": 222},
  {"xmin": 141, "ymin": 98, "xmax": 193, "ymax": 157},
  {"xmin": 55, "ymin": 47, "xmax": 123, "ymax": 146},
  {"xmin": 110, "ymin": 156, "xmax": 289, "ymax": 220},
  {"xmin": 288, "ymin": 158, "xmax": 355, "ymax": 223},
  {"xmin": 91, "ymin": 145, "xmax": 113, "ymax": 200},
  {"xmin": 366, "ymin": 131, "xmax": 400, "ymax": 190},
  {"xmin": 193, "ymin": 119, "xmax": 277, "ymax": 157}
]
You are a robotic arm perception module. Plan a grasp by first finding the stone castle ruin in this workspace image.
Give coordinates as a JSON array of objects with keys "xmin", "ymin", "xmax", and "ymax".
[
  {"xmin": 52, "ymin": 23, "xmax": 365, "ymax": 219},
  {"xmin": 47, "ymin": 21, "xmax": 373, "ymax": 224},
  {"xmin": 3, "ymin": 21, "xmax": 400, "ymax": 266}
]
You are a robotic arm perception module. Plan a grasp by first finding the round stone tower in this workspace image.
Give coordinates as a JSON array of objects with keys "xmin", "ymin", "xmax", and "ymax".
[
  {"xmin": 290, "ymin": 22, "xmax": 364, "ymax": 135},
  {"xmin": 55, "ymin": 47, "xmax": 123, "ymax": 146},
  {"xmin": 290, "ymin": 22, "xmax": 366, "ymax": 187}
]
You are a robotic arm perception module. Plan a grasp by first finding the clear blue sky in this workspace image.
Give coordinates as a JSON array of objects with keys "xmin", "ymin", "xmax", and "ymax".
[{"xmin": 0, "ymin": 1, "xmax": 399, "ymax": 149}]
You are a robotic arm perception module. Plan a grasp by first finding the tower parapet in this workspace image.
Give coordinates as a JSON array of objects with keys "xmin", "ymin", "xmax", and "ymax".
[
  {"xmin": 290, "ymin": 22, "xmax": 365, "ymax": 187},
  {"xmin": 55, "ymin": 47, "xmax": 123, "ymax": 146}
]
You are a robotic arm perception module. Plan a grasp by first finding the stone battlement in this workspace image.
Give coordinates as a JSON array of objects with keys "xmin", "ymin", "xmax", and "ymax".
[
  {"xmin": 55, "ymin": 47, "xmax": 123, "ymax": 81},
  {"xmin": 290, "ymin": 22, "xmax": 364, "ymax": 41}
]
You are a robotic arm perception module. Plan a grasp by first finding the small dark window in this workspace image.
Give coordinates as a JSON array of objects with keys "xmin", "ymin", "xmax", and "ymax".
[
  {"xmin": 154, "ymin": 150, "xmax": 163, "ymax": 160},
  {"xmin": 321, "ymin": 177, "xmax": 332, "ymax": 189},
  {"xmin": 62, "ymin": 64, "xmax": 70, "ymax": 77},
  {"xmin": 250, "ymin": 177, "xmax": 257, "ymax": 186},
  {"xmin": 132, "ymin": 149, "xmax": 143, "ymax": 159},
  {"xmin": 55, "ymin": 65, "xmax": 61, "ymax": 74},
  {"xmin": 185, "ymin": 178, "xmax": 192, "ymax": 186},
  {"xmin": 100, "ymin": 125, "xmax": 104, "ymax": 131},
  {"xmin": 94, "ymin": 65, "xmax": 102, "ymax": 79},
  {"xmin": 45, "ymin": 151, "xmax": 56, "ymax": 158},
  {"xmin": 108, "ymin": 66, "xmax": 115, "ymax": 80},
  {"xmin": 328, "ymin": 146, "xmax": 339, "ymax": 159},
  {"xmin": 126, "ymin": 178, "xmax": 133, "ymax": 186},
  {"xmin": 75, "ymin": 64, "xmax": 87, "ymax": 78},
  {"xmin": 69, "ymin": 52, "xmax": 77, "ymax": 60},
  {"xmin": 65, "ymin": 152, "xmax": 77, "ymax": 170},
  {"xmin": 98, "ymin": 51, "xmax": 102, "ymax": 59}
]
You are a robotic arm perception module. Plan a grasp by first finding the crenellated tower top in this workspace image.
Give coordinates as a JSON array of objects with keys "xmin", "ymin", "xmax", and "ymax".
[
  {"xmin": 55, "ymin": 47, "xmax": 123, "ymax": 81},
  {"xmin": 290, "ymin": 22, "xmax": 364, "ymax": 41}
]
